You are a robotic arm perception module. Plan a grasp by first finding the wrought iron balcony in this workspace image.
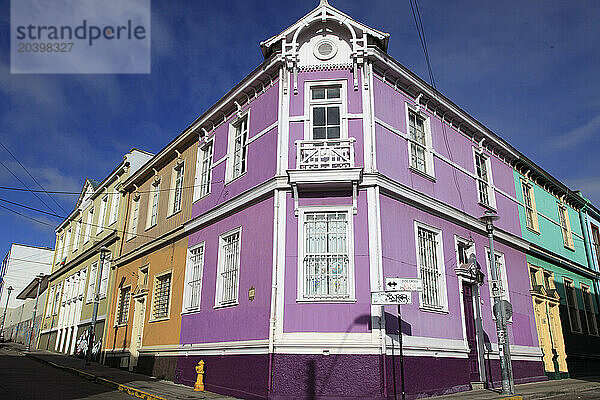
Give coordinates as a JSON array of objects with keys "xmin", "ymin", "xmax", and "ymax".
[{"xmin": 296, "ymin": 138, "xmax": 356, "ymax": 170}]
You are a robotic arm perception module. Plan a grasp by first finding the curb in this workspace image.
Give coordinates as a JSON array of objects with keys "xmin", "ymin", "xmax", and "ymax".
[{"xmin": 26, "ymin": 353, "xmax": 168, "ymax": 400}]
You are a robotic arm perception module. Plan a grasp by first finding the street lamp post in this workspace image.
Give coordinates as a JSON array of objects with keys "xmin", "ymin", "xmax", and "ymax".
[
  {"xmin": 86, "ymin": 246, "xmax": 110, "ymax": 366},
  {"xmin": 480, "ymin": 210, "xmax": 514, "ymax": 395},
  {"xmin": 27, "ymin": 274, "xmax": 45, "ymax": 351},
  {"xmin": 0, "ymin": 286, "xmax": 14, "ymax": 340}
]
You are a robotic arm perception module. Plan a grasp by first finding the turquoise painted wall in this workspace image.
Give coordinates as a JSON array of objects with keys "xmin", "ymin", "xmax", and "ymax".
[{"xmin": 513, "ymin": 171, "xmax": 588, "ymax": 267}]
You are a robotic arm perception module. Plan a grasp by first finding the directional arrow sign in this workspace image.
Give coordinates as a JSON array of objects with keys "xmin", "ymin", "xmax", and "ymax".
[
  {"xmin": 371, "ymin": 291, "xmax": 412, "ymax": 305},
  {"xmin": 385, "ymin": 278, "xmax": 423, "ymax": 292}
]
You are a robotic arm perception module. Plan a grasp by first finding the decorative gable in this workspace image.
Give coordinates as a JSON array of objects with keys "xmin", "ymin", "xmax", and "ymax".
[{"xmin": 260, "ymin": 0, "xmax": 389, "ymax": 95}]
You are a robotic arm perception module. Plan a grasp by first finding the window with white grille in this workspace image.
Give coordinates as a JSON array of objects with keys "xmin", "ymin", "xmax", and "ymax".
[
  {"xmin": 521, "ymin": 181, "xmax": 538, "ymax": 231},
  {"xmin": 415, "ymin": 223, "xmax": 447, "ymax": 310},
  {"xmin": 86, "ymin": 262, "xmax": 98, "ymax": 303},
  {"xmin": 147, "ymin": 182, "xmax": 160, "ymax": 228},
  {"xmin": 99, "ymin": 258, "xmax": 110, "ymax": 298},
  {"xmin": 581, "ymin": 284, "xmax": 597, "ymax": 336},
  {"xmin": 84, "ymin": 208, "xmax": 93, "ymax": 243},
  {"xmin": 310, "ymin": 85, "xmax": 341, "ymax": 140},
  {"xmin": 171, "ymin": 163, "xmax": 184, "ymax": 214},
  {"xmin": 408, "ymin": 110, "xmax": 427, "ymax": 173},
  {"xmin": 109, "ymin": 190, "xmax": 120, "ymax": 226},
  {"xmin": 73, "ymin": 219, "xmax": 81, "ymax": 252},
  {"xmin": 97, "ymin": 196, "xmax": 108, "ymax": 234},
  {"xmin": 117, "ymin": 286, "xmax": 131, "ymax": 325},
  {"xmin": 57, "ymin": 234, "xmax": 64, "ymax": 262},
  {"xmin": 153, "ymin": 272, "xmax": 171, "ymax": 319},
  {"xmin": 195, "ymin": 141, "xmax": 213, "ymax": 200},
  {"xmin": 128, "ymin": 198, "xmax": 140, "ymax": 240},
  {"xmin": 227, "ymin": 116, "xmax": 248, "ymax": 181},
  {"xmin": 564, "ymin": 278, "xmax": 581, "ymax": 333},
  {"xmin": 300, "ymin": 210, "xmax": 353, "ymax": 300},
  {"xmin": 474, "ymin": 151, "xmax": 494, "ymax": 208},
  {"xmin": 216, "ymin": 228, "xmax": 242, "ymax": 307},
  {"xmin": 184, "ymin": 242, "xmax": 205, "ymax": 312},
  {"xmin": 558, "ymin": 204, "xmax": 574, "ymax": 249}
]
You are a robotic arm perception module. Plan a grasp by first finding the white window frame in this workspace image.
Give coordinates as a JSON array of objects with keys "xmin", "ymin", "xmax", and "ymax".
[
  {"xmin": 45, "ymin": 286, "xmax": 55, "ymax": 317},
  {"xmin": 226, "ymin": 111, "xmax": 250, "ymax": 183},
  {"xmin": 84, "ymin": 207, "xmax": 93, "ymax": 243},
  {"xmin": 97, "ymin": 195, "xmax": 108, "ymax": 234},
  {"xmin": 116, "ymin": 285, "xmax": 131, "ymax": 326},
  {"xmin": 194, "ymin": 139, "xmax": 214, "ymax": 202},
  {"xmin": 405, "ymin": 103, "xmax": 434, "ymax": 179},
  {"xmin": 150, "ymin": 270, "xmax": 172, "ymax": 321},
  {"xmin": 521, "ymin": 180, "xmax": 539, "ymax": 232},
  {"xmin": 169, "ymin": 161, "xmax": 185, "ymax": 215},
  {"xmin": 57, "ymin": 234, "xmax": 64, "ymax": 262},
  {"xmin": 484, "ymin": 248, "xmax": 510, "ymax": 320},
  {"xmin": 98, "ymin": 257, "xmax": 110, "ymax": 299},
  {"xmin": 108, "ymin": 189, "xmax": 120, "ymax": 226},
  {"xmin": 454, "ymin": 236, "xmax": 476, "ymax": 268},
  {"xmin": 127, "ymin": 197, "xmax": 140, "ymax": 241},
  {"xmin": 53, "ymin": 282, "xmax": 62, "ymax": 316},
  {"xmin": 563, "ymin": 277, "xmax": 582, "ymax": 333},
  {"xmin": 304, "ymin": 79, "xmax": 348, "ymax": 140},
  {"xmin": 65, "ymin": 228, "xmax": 72, "ymax": 257},
  {"xmin": 182, "ymin": 241, "xmax": 205, "ymax": 313},
  {"xmin": 73, "ymin": 219, "xmax": 82, "ymax": 252},
  {"xmin": 146, "ymin": 181, "xmax": 160, "ymax": 229},
  {"xmin": 558, "ymin": 203, "xmax": 574, "ymax": 249},
  {"xmin": 473, "ymin": 148, "xmax": 496, "ymax": 209},
  {"xmin": 215, "ymin": 227, "xmax": 242, "ymax": 308},
  {"xmin": 297, "ymin": 205, "xmax": 356, "ymax": 302},
  {"xmin": 414, "ymin": 221, "xmax": 448, "ymax": 312},
  {"xmin": 86, "ymin": 262, "xmax": 98, "ymax": 303}
]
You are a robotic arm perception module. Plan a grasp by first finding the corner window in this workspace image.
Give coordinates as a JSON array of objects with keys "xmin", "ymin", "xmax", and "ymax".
[
  {"xmin": 227, "ymin": 115, "xmax": 249, "ymax": 181},
  {"xmin": 183, "ymin": 242, "xmax": 205, "ymax": 312},
  {"xmin": 474, "ymin": 150, "xmax": 495, "ymax": 208},
  {"xmin": 558, "ymin": 203, "xmax": 574, "ymax": 249},
  {"xmin": 171, "ymin": 162, "xmax": 184, "ymax": 214},
  {"xmin": 152, "ymin": 272, "xmax": 172, "ymax": 320},
  {"xmin": 97, "ymin": 196, "xmax": 108, "ymax": 234},
  {"xmin": 147, "ymin": 181, "xmax": 160, "ymax": 228},
  {"xmin": 216, "ymin": 228, "xmax": 242, "ymax": 307},
  {"xmin": 581, "ymin": 284, "xmax": 597, "ymax": 336},
  {"xmin": 298, "ymin": 208, "xmax": 354, "ymax": 301},
  {"xmin": 415, "ymin": 222, "xmax": 447, "ymax": 311},
  {"xmin": 564, "ymin": 278, "xmax": 581, "ymax": 333},
  {"xmin": 521, "ymin": 181, "xmax": 539, "ymax": 232},
  {"xmin": 194, "ymin": 140, "xmax": 213, "ymax": 201},
  {"xmin": 127, "ymin": 197, "xmax": 140, "ymax": 240},
  {"xmin": 116, "ymin": 286, "xmax": 131, "ymax": 325}
]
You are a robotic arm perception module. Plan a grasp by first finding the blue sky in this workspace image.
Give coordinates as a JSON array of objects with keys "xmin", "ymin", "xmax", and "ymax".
[{"xmin": 0, "ymin": 0, "xmax": 599, "ymax": 267}]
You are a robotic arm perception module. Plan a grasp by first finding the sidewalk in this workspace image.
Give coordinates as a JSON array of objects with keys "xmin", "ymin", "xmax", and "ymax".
[
  {"xmin": 21, "ymin": 344, "xmax": 238, "ymax": 400},
  {"xmin": 430, "ymin": 376, "xmax": 600, "ymax": 400}
]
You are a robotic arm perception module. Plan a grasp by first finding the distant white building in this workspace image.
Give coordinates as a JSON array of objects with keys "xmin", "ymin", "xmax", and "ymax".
[{"xmin": 1, "ymin": 244, "xmax": 53, "ymax": 309}]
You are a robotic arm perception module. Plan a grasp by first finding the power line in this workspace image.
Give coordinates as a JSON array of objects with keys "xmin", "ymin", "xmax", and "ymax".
[
  {"xmin": 0, "ymin": 203, "xmax": 55, "ymax": 228},
  {"xmin": 0, "ymin": 159, "xmax": 60, "ymax": 215},
  {"xmin": 0, "ymin": 141, "xmax": 69, "ymax": 215},
  {"xmin": 0, "ymin": 198, "xmax": 63, "ymax": 219}
]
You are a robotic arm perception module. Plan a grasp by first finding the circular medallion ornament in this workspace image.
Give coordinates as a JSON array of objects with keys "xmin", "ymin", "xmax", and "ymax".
[{"xmin": 314, "ymin": 38, "xmax": 337, "ymax": 60}]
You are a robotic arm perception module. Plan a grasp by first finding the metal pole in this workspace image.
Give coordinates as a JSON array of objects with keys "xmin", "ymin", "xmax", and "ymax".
[
  {"xmin": 86, "ymin": 248, "xmax": 108, "ymax": 366},
  {"xmin": 473, "ymin": 282, "xmax": 487, "ymax": 386},
  {"xmin": 485, "ymin": 219, "xmax": 514, "ymax": 394},
  {"xmin": 27, "ymin": 276, "xmax": 43, "ymax": 351},
  {"xmin": 397, "ymin": 305, "xmax": 405, "ymax": 400},
  {"xmin": 0, "ymin": 286, "xmax": 13, "ymax": 340}
]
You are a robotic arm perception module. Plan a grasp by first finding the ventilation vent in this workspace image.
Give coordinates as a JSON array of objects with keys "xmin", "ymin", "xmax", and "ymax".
[{"xmin": 314, "ymin": 39, "xmax": 337, "ymax": 60}]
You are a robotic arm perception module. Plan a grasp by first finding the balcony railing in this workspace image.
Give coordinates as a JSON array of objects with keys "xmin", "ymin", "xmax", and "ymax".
[{"xmin": 296, "ymin": 138, "xmax": 356, "ymax": 170}]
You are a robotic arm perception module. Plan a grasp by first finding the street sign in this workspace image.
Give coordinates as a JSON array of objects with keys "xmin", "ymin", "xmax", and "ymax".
[
  {"xmin": 493, "ymin": 300, "xmax": 513, "ymax": 321},
  {"xmin": 385, "ymin": 278, "xmax": 423, "ymax": 292},
  {"xmin": 371, "ymin": 291, "xmax": 412, "ymax": 305}
]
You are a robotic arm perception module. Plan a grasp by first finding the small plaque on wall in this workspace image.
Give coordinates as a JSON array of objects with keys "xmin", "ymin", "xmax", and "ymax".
[{"xmin": 248, "ymin": 286, "xmax": 255, "ymax": 301}]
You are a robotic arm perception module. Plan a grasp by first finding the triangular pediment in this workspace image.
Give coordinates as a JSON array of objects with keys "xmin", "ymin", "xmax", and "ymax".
[{"xmin": 74, "ymin": 178, "xmax": 99, "ymax": 211}]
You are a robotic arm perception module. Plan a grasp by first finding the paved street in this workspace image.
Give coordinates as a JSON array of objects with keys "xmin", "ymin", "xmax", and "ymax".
[{"xmin": 0, "ymin": 343, "xmax": 131, "ymax": 400}]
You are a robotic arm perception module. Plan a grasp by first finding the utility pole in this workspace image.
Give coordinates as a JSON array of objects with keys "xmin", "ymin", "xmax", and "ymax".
[
  {"xmin": 480, "ymin": 211, "xmax": 514, "ymax": 395},
  {"xmin": 27, "ymin": 274, "xmax": 45, "ymax": 351},
  {"xmin": 0, "ymin": 286, "xmax": 14, "ymax": 340},
  {"xmin": 86, "ymin": 247, "xmax": 110, "ymax": 366}
]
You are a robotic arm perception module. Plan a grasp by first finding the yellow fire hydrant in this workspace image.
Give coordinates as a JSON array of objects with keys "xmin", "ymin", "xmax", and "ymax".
[{"xmin": 194, "ymin": 360, "xmax": 205, "ymax": 392}]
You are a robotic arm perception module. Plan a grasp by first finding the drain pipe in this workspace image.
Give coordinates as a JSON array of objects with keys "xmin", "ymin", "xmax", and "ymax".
[
  {"xmin": 267, "ymin": 191, "xmax": 280, "ymax": 393},
  {"xmin": 578, "ymin": 202, "xmax": 600, "ymax": 314}
]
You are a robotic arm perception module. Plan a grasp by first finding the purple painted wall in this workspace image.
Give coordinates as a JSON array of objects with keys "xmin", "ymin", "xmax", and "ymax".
[
  {"xmin": 379, "ymin": 194, "xmax": 539, "ymax": 347},
  {"xmin": 181, "ymin": 197, "xmax": 274, "ymax": 344},
  {"xmin": 283, "ymin": 191, "xmax": 372, "ymax": 333},
  {"xmin": 373, "ymin": 77, "xmax": 521, "ymax": 237},
  {"xmin": 288, "ymin": 70, "xmax": 364, "ymax": 170},
  {"xmin": 192, "ymin": 82, "xmax": 279, "ymax": 217}
]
